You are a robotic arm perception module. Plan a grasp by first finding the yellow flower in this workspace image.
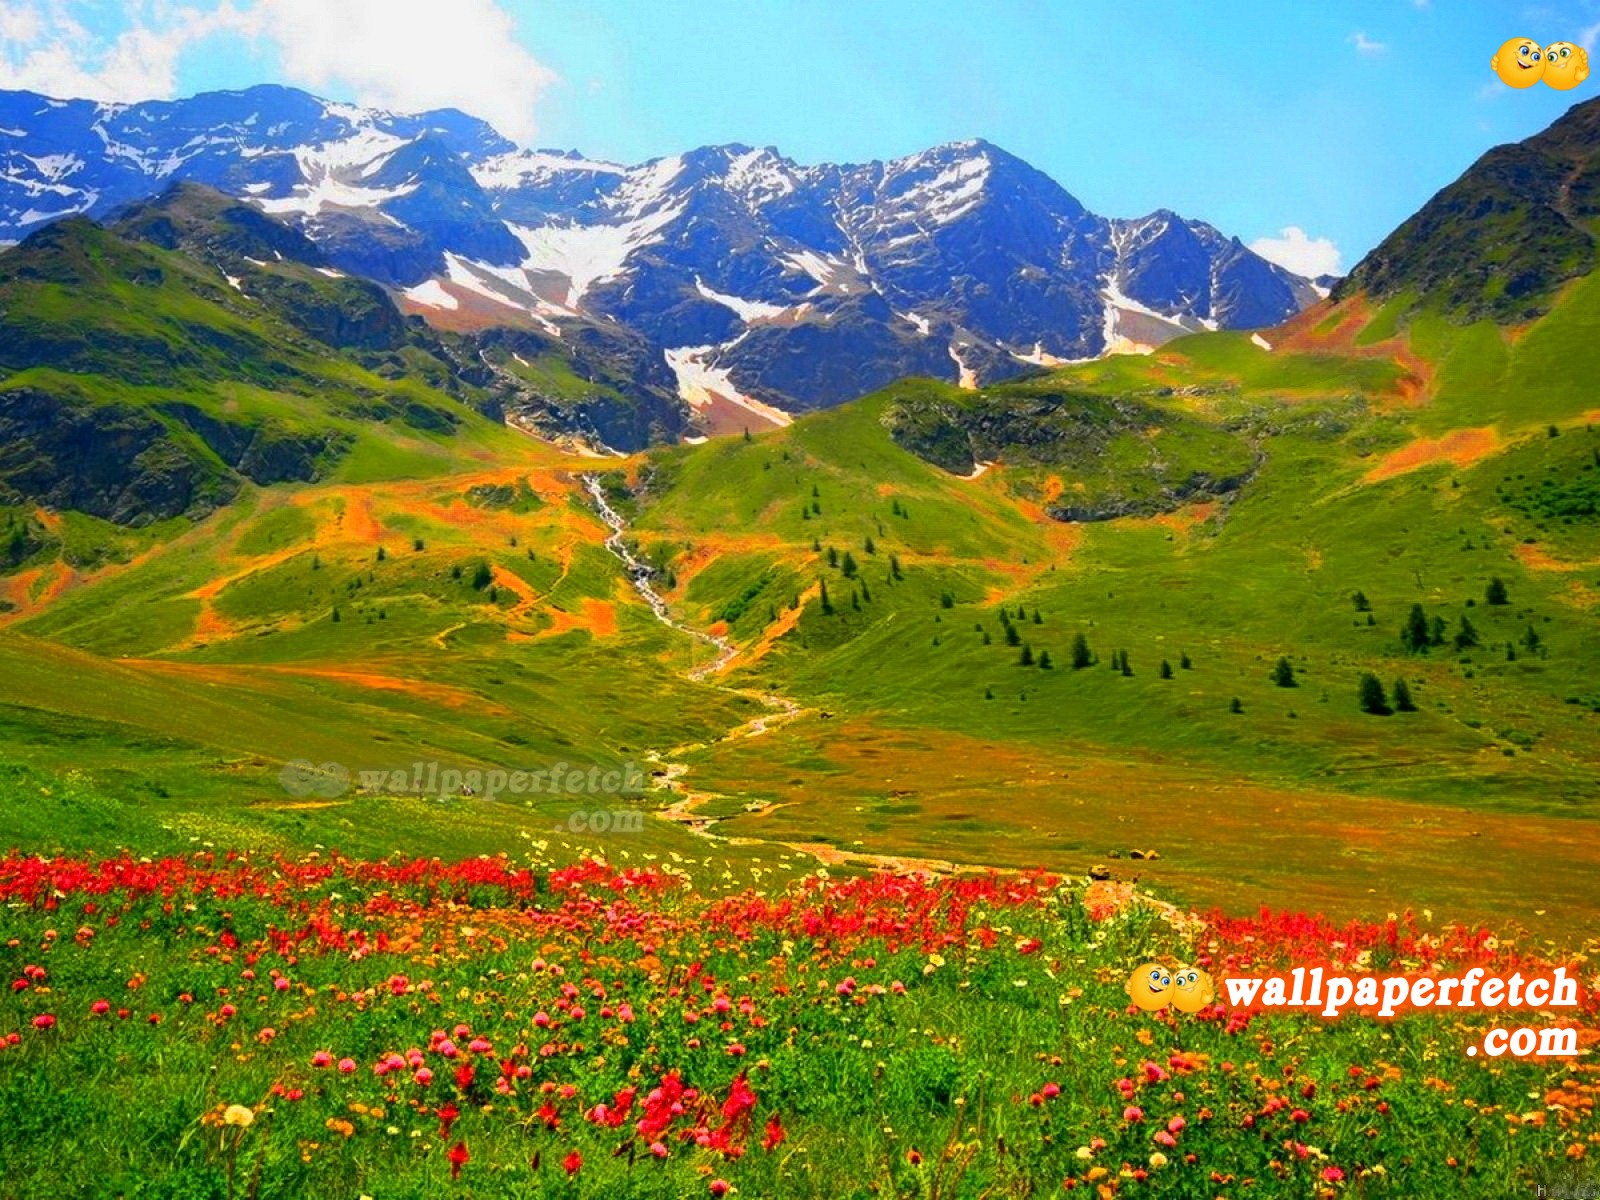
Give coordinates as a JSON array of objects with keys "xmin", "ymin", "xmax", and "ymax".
[
  {"xmin": 222, "ymin": 1104, "xmax": 255, "ymax": 1128},
  {"xmin": 1149, "ymin": 1152, "xmax": 1168, "ymax": 1169}
]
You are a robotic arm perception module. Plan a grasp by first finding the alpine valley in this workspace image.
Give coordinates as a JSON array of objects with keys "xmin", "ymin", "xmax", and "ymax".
[{"xmin": 2, "ymin": 66, "xmax": 1600, "ymax": 1200}]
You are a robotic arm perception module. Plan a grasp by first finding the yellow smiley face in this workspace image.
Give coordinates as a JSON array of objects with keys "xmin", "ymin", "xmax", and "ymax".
[
  {"xmin": 1543, "ymin": 43, "xmax": 1590, "ymax": 91},
  {"xmin": 1125, "ymin": 962, "xmax": 1173, "ymax": 1011},
  {"xmin": 1170, "ymin": 967, "xmax": 1216, "ymax": 1013},
  {"xmin": 1492, "ymin": 37, "xmax": 1545, "ymax": 88}
]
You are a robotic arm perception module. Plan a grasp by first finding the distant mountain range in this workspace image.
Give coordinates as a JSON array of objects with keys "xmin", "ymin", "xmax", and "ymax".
[{"xmin": 0, "ymin": 84, "xmax": 1323, "ymax": 430}]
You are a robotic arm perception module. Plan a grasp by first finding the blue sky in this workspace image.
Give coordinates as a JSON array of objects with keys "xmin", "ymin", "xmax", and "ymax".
[{"xmin": 3, "ymin": 0, "xmax": 1598, "ymax": 273}]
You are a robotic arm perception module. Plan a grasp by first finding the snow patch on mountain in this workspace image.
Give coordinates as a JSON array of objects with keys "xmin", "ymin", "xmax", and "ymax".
[
  {"xmin": 665, "ymin": 345, "xmax": 793, "ymax": 428},
  {"xmin": 403, "ymin": 279, "xmax": 459, "ymax": 310},
  {"xmin": 694, "ymin": 276, "xmax": 790, "ymax": 322},
  {"xmin": 509, "ymin": 205, "xmax": 682, "ymax": 308},
  {"xmin": 471, "ymin": 150, "xmax": 626, "ymax": 191}
]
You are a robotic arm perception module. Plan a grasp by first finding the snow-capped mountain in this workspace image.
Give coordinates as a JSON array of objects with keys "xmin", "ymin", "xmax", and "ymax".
[{"xmin": 0, "ymin": 85, "xmax": 1321, "ymax": 426}]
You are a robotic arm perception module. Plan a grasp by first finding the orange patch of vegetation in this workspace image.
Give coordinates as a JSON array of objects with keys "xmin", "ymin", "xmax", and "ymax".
[
  {"xmin": 1271, "ymin": 296, "xmax": 1434, "ymax": 409},
  {"xmin": 126, "ymin": 659, "xmax": 511, "ymax": 714},
  {"xmin": 489, "ymin": 565, "xmax": 538, "ymax": 618},
  {"xmin": 1363, "ymin": 427, "xmax": 1500, "ymax": 483},
  {"xmin": 1143, "ymin": 500, "xmax": 1219, "ymax": 534},
  {"xmin": 335, "ymin": 491, "xmax": 382, "ymax": 543},
  {"xmin": 723, "ymin": 582, "xmax": 817, "ymax": 674},
  {"xmin": 32, "ymin": 507, "xmax": 62, "ymax": 534},
  {"xmin": 536, "ymin": 596, "xmax": 618, "ymax": 640},
  {"xmin": 1515, "ymin": 543, "xmax": 1600, "ymax": 573}
]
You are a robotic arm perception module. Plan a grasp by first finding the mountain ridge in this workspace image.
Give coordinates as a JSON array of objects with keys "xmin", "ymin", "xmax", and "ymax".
[{"xmin": 1, "ymin": 84, "xmax": 1320, "ymax": 423}]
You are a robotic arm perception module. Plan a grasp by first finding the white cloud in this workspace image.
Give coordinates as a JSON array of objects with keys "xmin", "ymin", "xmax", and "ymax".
[
  {"xmin": 0, "ymin": 1, "xmax": 558, "ymax": 145},
  {"xmin": 0, "ymin": 2, "xmax": 212, "ymax": 101},
  {"xmin": 243, "ymin": 0, "xmax": 557, "ymax": 144},
  {"xmin": 1349, "ymin": 31, "xmax": 1388, "ymax": 55},
  {"xmin": 1581, "ymin": 21, "xmax": 1600, "ymax": 53},
  {"xmin": 1249, "ymin": 227, "xmax": 1343, "ymax": 279}
]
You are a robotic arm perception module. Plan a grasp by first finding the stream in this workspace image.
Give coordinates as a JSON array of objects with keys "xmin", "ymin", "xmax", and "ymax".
[{"xmin": 581, "ymin": 473, "xmax": 972, "ymax": 876}]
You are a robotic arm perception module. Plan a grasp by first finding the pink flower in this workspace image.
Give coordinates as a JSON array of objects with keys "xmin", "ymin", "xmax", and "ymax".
[
  {"xmin": 31, "ymin": 1013, "xmax": 55, "ymax": 1030},
  {"xmin": 468, "ymin": 1038, "xmax": 491, "ymax": 1054},
  {"xmin": 1291, "ymin": 1108, "xmax": 1310, "ymax": 1124},
  {"xmin": 1153, "ymin": 1131, "xmax": 1177, "ymax": 1147},
  {"xmin": 414, "ymin": 1067, "xmax": 433, "ymax": 1086},
  {"xmin": 90, "ymin": 1000, "xmax": 110, "ymax": 1015},
  {"xmin": 273, "ymin": 977, "xmax": 289, "ymax": 992},
  {"xmin": 312, "ymin": 1051, "xmax": 333, "ymax": 1068},
  {"xmin": 1042, "ymin": 1082, "xmax": 1061, "ymax": 1099},
  {"xmin": 710, "ymin": 1181, "xmax": 731, "ymax": 1197},
  {"xmin": 338, "ymin": 1058, "xmax": 357, "ymax": 1074},
  {"xmin": 649, "ymin": 1141, "xmax": 669, "ymax": 1158},
  {"xmin": 1321, "ymin": 1166, "xmax": 1345, "ymax": 1183},
  {"xmin": 1123, "ymin": 1106, "xmax": 1144, "ymax": 1122},
  {"xmin": 1167, "ymin": 1115, "xmax": 1186, "ymax": 1133}
]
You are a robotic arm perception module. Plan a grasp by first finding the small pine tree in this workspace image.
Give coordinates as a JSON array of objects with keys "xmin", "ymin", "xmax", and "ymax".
[
  {"xmin": 1485, "ymin": 577, "xmax": 1508, "ymax": 606},
  {"xmin": 1272, "ymin": 657, "xmax": 1297, "ymax": 688},
  {"xmin": 1352, "ymin": 590, "xmax": 1371, "ymax": 612},
  {"xmin": 827, "ymin": 546, "xmax": 839, "ymax": 568},
  {"xmin": 1454, "ymin": 615, "xmax": 1479, "ymax": 650},
  {"xmin": 1005, "ymin": 623, "xmax": 1021, "ymax": 647},
  {"xmin": 860, "ymin": 580, "xmax": 871, "ymax": 602},
  {"xmin": 982, "ymin": 630, "xmax": 992, "ymax": 645},
  {"xmin": 1505, "ymin": 642, "xmax": 1517, "ymax": 661},
  {"xmin": 1401, "ymin": 603, "xmax": 1431, "ymax": 653},
  {"xmin": 1159, "ymin": 659, "xmax": 1173, "ymax": 679},
  {"xmin": 864, "ymin": 535, "xmax": 875, "ymax": 555},
  {"xmin": 376, "ymin": 546, "xmax": 387, "ymax": 561},
  {"xmin": 331, "ymin": 606, "xmax": 341, "ymax": 623},
  {"xmin": 1120, "ymin": 653, "xmax": 1132, "ymax": 678},
  {"xmin": 413, "ymin": 537, "xmax": 425, "ymax": 552},
  {"xmin": 488, "ymin": 586, "xmax": 499, "ymax": 603},
  {"xmin": 743, "ymin": 427, "xmax": 752, "ymax": 442},
  {"xmin": 1429, "ymin": 615, "xmax": 1448, "ymax": 647},
  {"xmin": 851, "ymin": 590, "xmax": 860, "ymax": 611},
  {"xmin": 1522, "ymin": 624, "xmax": 1542, "ymax": 652},
  {"xmin": 1179, "ymin": 651, "xmax": 1192, "ymax": 670},
  {"xmin": 939, "ymin": 590, "xmax": 954, "ymax": 609},
  {"xmin": 472, "ymin": 561, "xmax": 493, "ymax": 590},
  {"xmin": 1032, "ymin": 608, "xmax": 1042, "ymax": 624},
  {"xmin": 984, "ymin": 686, "xmax": 994, "ymax": 700},
  {"xmin": 1019, "ymin": 644, "xmax": 1034, "ymax": 666},
  {"xmin": 1393, "ymin": 677, "xmax": 1416, "ymax": 712},
  {"xmin": 1358, "ymin": 672, "xmax": 1391, "ymax": 715},
  {"xmin": 1071, "ymin": 632, "xmax": 1092, "ymax": 670},
  {"xmin": 819, "ymin": 578, "xmax": 833, "ymax": 616},
  {"xmin": 811, "ymin": 484, "xmax": 820, "ymax": 498},
  {"xmin": 841, "ymin": 551, "xmax": 858, "ymax": 579},
  {"xmin": 451, "ymin": 563, "xmax": 462, "ymax": 580},
  {"xmin": 1038, "ymin": 650, "xmax": 1053, "ymax": 670},
  {"xmin": 1229, "ymin": 696, "xmax": 1243, "ymax": 714},
  {"xmin": 812, "ymin": 501, "xmax": 821, "ymax": 515},
  {"xmin": 889, "ymin": 553, "xmax": 903, "ymax": 580},
  {"xmin": 812, "ymin": 537, "xmax": 822, "ymax": 553}
]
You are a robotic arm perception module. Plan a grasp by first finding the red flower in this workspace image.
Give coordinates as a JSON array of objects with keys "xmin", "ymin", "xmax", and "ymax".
[
  {"xmin": 710, "ymin": 1181, "xmax": 731, "ymax": 1197},
  {"xmin": 438, "ymin": 1102, "xmax": 459, "ymax": 1138},
  {"xmin": 562, "ymin": 1151, "xmax": 582, "ymax": 1176},
  {"xmin": 447, "ymin": 1140, "xmax": 469, "ymax": 1179},
  {"xmin": 762, "ymin": 1114, "xmax": 786, "ymax": 1152}
]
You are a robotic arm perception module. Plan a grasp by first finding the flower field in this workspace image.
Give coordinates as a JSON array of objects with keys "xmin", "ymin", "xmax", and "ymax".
[{"xmin": 1, "ymin": 851, "xmax": 1596, "ymax": 1198}]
